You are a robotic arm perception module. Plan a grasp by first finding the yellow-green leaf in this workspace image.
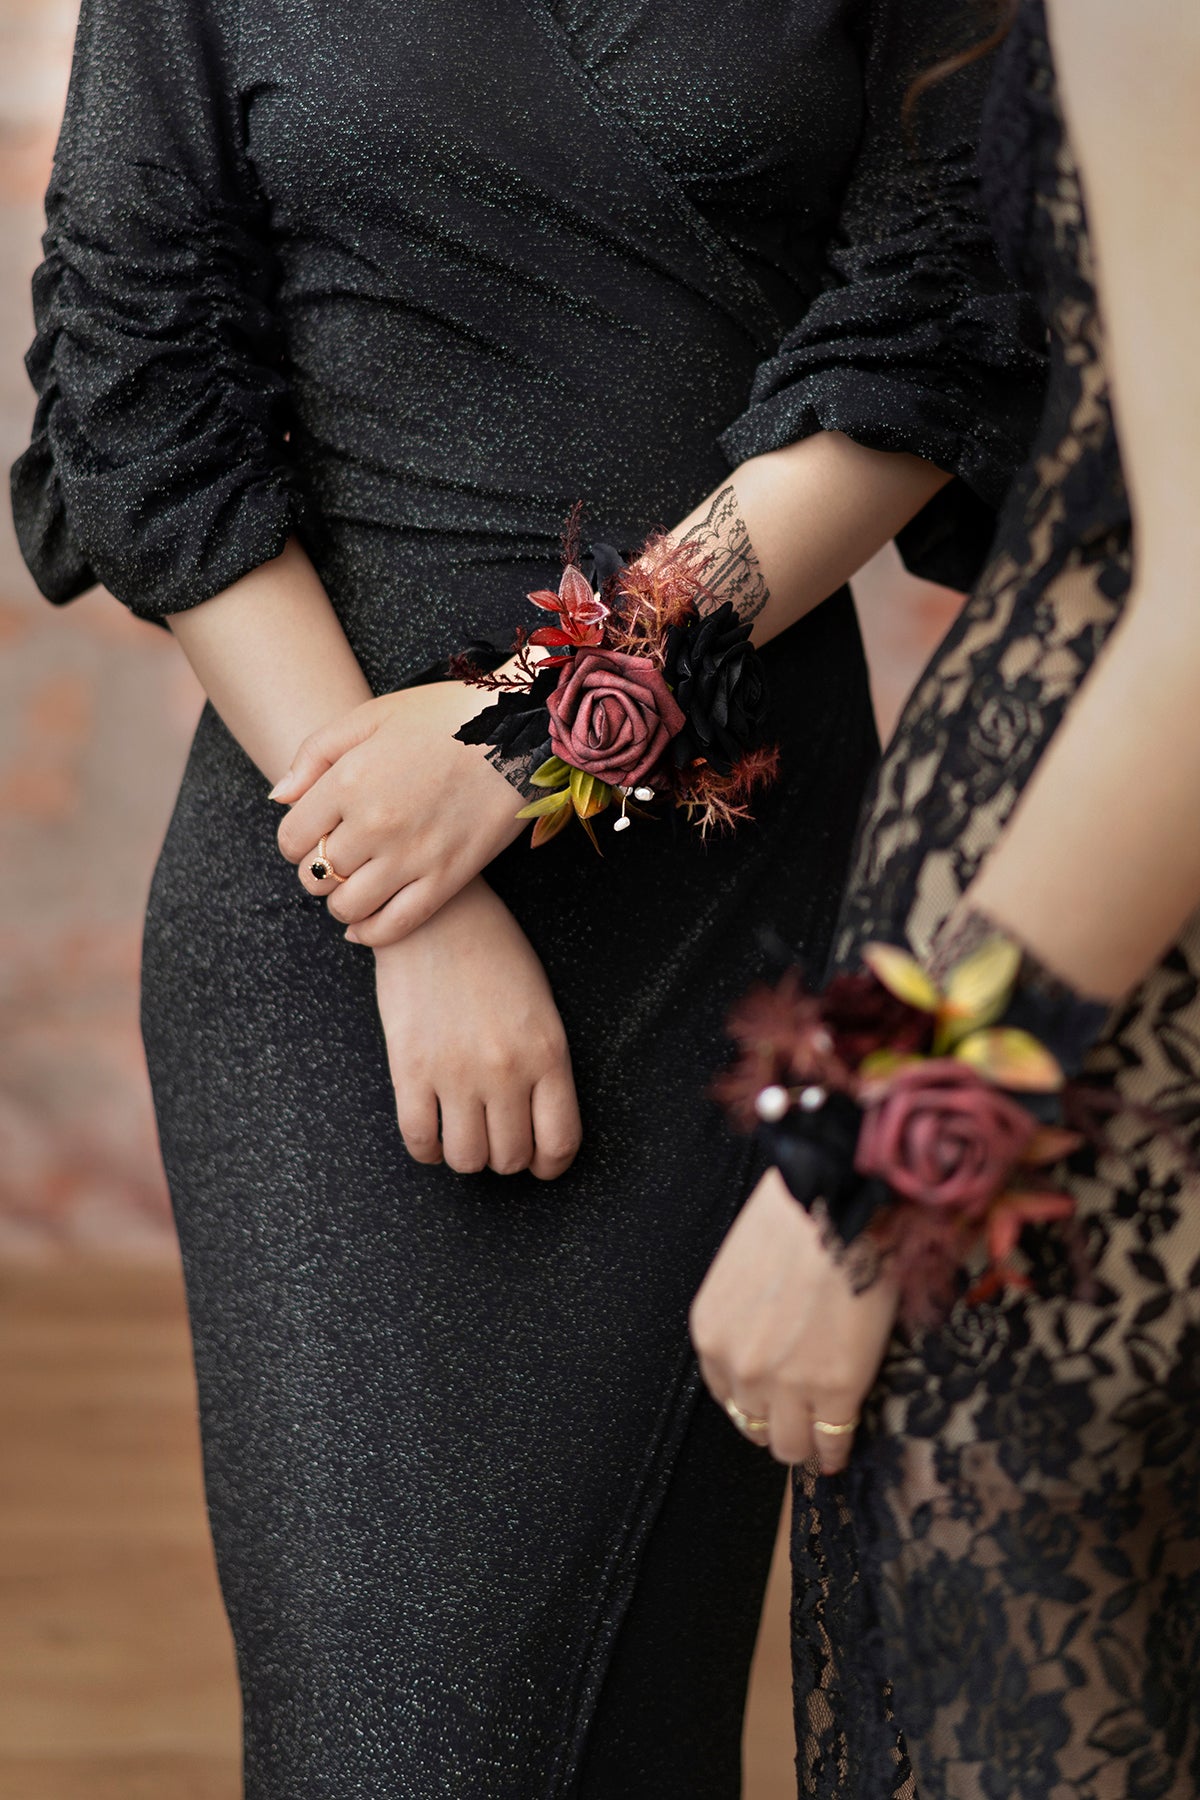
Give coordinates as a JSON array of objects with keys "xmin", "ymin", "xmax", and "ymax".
[
  {"xmin": 954, "ymin": 1028, "xmax": 1064, "ymax": 1093},
  {"xmin": 939, "ymin": 936, "xmax": 1021, "ymax": 1046},
  {"xmin": 862, "ymin": 943, "xmax": 939, "ymax": 1012},
  {"xmin": 569, "ymin": 766, "xmax": 612, "ymax": 820},
  {"xmin": 530, "ymin": 803, "xmax": 574, "ymax": 848},
  {"xmin": 530, "ymin": 755, "xmax": 571, "ymax": 789},
  {"xmin": 858, "ymin": 1048, "xmax": 927, "ymax": 1081},
  {"xmin": 516, "ymin": 787, "xmax": 573, "ymax": 819}
]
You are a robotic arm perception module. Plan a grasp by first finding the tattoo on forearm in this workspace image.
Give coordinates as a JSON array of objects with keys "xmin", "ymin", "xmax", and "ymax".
[{"xmin": 678, "ymin": 484, "xmax": 769, "ymax": 624}]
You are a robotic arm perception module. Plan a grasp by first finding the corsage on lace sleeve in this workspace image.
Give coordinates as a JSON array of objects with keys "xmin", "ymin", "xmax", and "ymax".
[
  {"xmin": 453, "ymin": 515, "xmax": 779, "ymax": 849},
  {"xmin": 717, "ymin": 933, "xmax": 1112, "ymax": 1327}
]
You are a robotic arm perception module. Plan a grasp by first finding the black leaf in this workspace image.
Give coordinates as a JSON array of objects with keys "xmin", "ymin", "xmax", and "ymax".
[{"xmin": 454, "ymin": 665, "xmax": 560, "ymax": 759}]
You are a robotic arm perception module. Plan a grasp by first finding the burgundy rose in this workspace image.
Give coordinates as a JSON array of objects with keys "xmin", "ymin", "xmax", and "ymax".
[
  {"xmin": 548, "ymin": 649, "xmax": 685, "ymax": 788},
  {"xmin": 855, "ymin": 1061, "xmax": 1037, "ymax": 1216},
  {"xmin": 823, "ymin": 971, "xmax": 934, "ymax": 1067}
]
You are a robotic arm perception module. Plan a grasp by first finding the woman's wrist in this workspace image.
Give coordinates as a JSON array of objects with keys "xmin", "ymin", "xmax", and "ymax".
[
  {"xmin": 168, "ymin": 541, "xmax": 373, "ymax": 784},
  {"xmin": 452, "ymin": 524, "xmax": 779, "ymax": 849},
  {"xmin": 717, "ymin": 929, "xmax": 1111, "ymax": 1327},
  {"xmin": 929, "ymin": 905, "xmax": 1112, "ymax": 1080}
]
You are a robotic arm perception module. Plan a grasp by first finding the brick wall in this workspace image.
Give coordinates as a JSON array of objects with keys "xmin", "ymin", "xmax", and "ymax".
[{"xmin": 0, "ymin": 0, "xmax": 200, "ymax": 1253}]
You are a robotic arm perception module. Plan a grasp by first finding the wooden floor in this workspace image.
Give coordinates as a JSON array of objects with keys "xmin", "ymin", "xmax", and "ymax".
[{"xmin": 0, "ymin": 1259, "xmax": 795, "ymax": 1799}]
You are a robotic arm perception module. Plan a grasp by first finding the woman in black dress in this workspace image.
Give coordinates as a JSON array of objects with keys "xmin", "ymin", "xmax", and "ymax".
[
  {"xmin": 13, "ymin": 1, "xmax": 1041, "ymax": 1793},
  {"xmin": 694, "ymin": 1, "xmax": 1200, "ymax": 1793}
]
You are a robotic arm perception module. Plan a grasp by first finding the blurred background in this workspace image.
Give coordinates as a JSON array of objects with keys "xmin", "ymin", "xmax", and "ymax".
[{"xmin": 0, "ymin": 3, "xmax": 961, "ymax": 1794}]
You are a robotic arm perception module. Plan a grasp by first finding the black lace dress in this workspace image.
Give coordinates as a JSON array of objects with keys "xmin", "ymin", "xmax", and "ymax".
[
  {"xmin": 792, "ymin": 7, "xmax": 1200, "ymax": 1796},
  {"xmin": 12, "ymin": 0, "xmax": 1043, "ymax": 1794}
]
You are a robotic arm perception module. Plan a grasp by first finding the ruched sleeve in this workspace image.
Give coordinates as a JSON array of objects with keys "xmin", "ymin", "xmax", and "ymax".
[
  {"xmin": 10, "ymin": 0, "xmax": 297, "ymax": 619},
  {"xmin": 719, "ymin": 0, "xmax": 1046, "ymax": 592}
]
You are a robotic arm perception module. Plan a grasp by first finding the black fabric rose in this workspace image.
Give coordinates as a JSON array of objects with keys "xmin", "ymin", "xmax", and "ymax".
[
  {"xmin": 583, "ymin": 540, "xmax": 627, "ymax": 592},
  {"xmin": 663, "ymin": 600, "xmax": 768, "ymax": 774},
  {"xmin": 761, "ymin": 1088, "xmax": 891, "ymax": 1244},
  {"xmin": 822, "ymin": 970, "xmax": 934, "ymax": 1066}
]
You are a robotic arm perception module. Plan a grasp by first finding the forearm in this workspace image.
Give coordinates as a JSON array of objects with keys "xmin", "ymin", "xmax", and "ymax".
[
  {"xmin": 191, "ymin": 438, "xmax": 940, "ymax": 787},
  {"xmin": 988, "ymin": 2, "xmax": 1200, "ymax": 1003},
  {"xmin": 240, "ymin": 437, "xmax": 952, "ymax": 927},
  {"xmin": 968, "ymin": 566, "xmax": 1200, "ymax": 1002},
  {"xmin": 166, "ymin": 539, "xmax": 373, "ymax": 784},
  {"xmin": 672, "ymin": 431, "xmax": 952, "ymax": 643}
]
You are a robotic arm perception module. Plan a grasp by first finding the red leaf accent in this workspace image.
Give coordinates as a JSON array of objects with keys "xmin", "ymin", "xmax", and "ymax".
[
  {"xmin": 530, "ymin": 803, "xmax": 574, "ymax": 849},
  {"xmin": 559, "ymin": 564, "xmax": 596, "ymax": 616},
  {"xmin": 986, "ymin": 1189, "xmax": 1076, "ymax": 1262},
  {"xmin": 531, "ymin": 620, "xmax": 605, "ymax": 650},
  {"xmin": 527, "ymin": 589, "xmax": 564, "ymax": 612},
  {"xmin": 965, "ymin": 1266, "xmax": 1032, "ymax": 1306}
]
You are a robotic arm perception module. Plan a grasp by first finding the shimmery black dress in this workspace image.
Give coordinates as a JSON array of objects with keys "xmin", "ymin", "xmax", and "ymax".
[
  {"xmin": 792, "ymin": 7, "xmax": 1200, "ymax": 1796},
  {"xmin": 12, "ymin": 1, "xmax": 1042, "ymax": 1793}
]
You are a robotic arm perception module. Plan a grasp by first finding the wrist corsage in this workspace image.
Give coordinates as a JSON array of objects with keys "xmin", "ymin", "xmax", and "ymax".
[
  {"xmin": 717, "ymin": 933, "xmax": 1111, "ymax": 1327},
  {"xmin": 452, "ymin": 517, "xmax": 779, "ymax": 849}
]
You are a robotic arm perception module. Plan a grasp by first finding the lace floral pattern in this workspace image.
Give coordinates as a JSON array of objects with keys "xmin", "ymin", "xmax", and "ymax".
[{"xmin": 790, "ymin": 7, "xmax": 1200, "ymax": 1795}]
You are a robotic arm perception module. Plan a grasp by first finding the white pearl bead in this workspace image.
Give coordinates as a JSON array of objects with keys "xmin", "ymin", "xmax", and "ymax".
[
  {"xmin": 613, "ymin": 815, "xmax": 631, "ymax": 833},
  {"xmin": 633, "ymin": 787, "xmax": 655, "ymax": 802},
  {"xmin": 754, "ymin": 1085, "xmax": 791, "ymax": 1123},
  {"xmin": 798, "ymin": 1085, "xmax": 827, "ymax": 1112}
]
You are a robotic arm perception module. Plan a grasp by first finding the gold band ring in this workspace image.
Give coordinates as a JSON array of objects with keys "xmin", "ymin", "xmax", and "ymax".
[
  {"xmin": 724, "ymin": 1397, "xmax": 770, "ymax": 1438},
  {"xmin": 812, "ymin": 1415, "xmax": 860, "ymax": 1437},
  {"xmin": 308, "ymin": 836, "xmax": 347, "ymax": 885}
]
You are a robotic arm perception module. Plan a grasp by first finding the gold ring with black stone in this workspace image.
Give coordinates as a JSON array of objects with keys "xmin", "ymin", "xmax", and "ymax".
[{"xmin": 308, "ymin": 836, "xmax": 346, "ymax": 884}]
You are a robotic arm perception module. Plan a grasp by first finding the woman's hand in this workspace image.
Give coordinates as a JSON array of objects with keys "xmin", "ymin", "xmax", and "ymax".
[
  {"xmin": 269, "ymin": 433, "xmax": 952, "ymax": 952},
  {"xmin": 690, "ymin": 1170, "xmax": 899, "ymax": 1472},
  {"xmin": 273, "ymin": 681, "xmax": 526, "ymax": 946},
  {"xmin": 372, "ymin": 875, "xmax": 582, "ymax": 1180}
]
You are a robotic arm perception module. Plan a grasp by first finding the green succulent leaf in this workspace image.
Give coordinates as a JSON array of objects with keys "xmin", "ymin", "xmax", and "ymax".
[
  {"xmin": 530, "ymin": 755, "xmax": 571, "ymax": 789},
  {"xmin": 569, "ymin": 767, "xmax": 613, "ymax": 820},
  {"xmin": 936, "ymin": 936, "xmax": 1022, "ymax": 1050},
  {"xmin": 862, "ymin": 943, "xmax": 939, "ymax": 1013},
  {"xmin": 858, "ymin": 1048, "xmax": 928, "ymax": 1081},
  {"xmin": 530, "ymin": 803, "xmax": 574, "ymax": 848},
  {"xmin": 954, "ymin": 1027, "xmax": 1065, "ymax": 1093},
  {"xmin": 516, "ymin": 787, "xmax": 573, "ymax": 820}
]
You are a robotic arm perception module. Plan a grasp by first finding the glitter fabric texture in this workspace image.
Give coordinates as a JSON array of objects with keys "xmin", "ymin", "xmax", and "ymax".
[{"xmin": 12, "ymin": 1, "xmax": 1043, "ymax": 1794}]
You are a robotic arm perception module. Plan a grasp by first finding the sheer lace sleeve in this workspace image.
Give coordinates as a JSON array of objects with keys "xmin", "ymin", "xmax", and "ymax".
[
  {"xmin": 10, "ymin": 0, "xmax": 298, "ymax": 620},
  {"xmin": 719, "ymin": 0, "xmax": 1046, "ymax": 592}
]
